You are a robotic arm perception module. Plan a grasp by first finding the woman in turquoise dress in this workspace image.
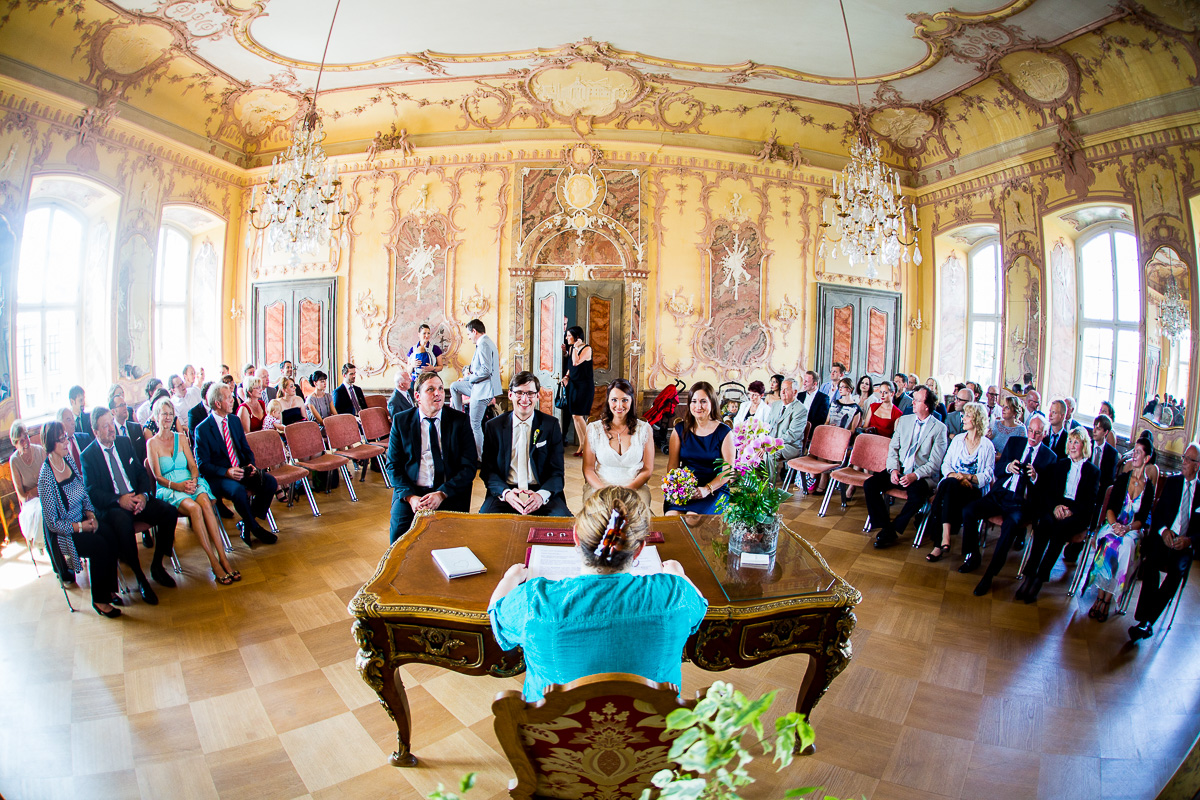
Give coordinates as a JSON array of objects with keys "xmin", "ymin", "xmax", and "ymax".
[
  {"xmin": 664, "ymin": 382, "xmax": 734, "ymax": 515},
  {"xmin": 1085, "ymin": 437, "xmax": 1154, "ymax": 621},
  {"xmin": 489, "ymin": 486, "xmax": 708, "ymax": 701},
  {"xmin": 146, "ymin": 398, "xmax": 239, "ymax": 585}
]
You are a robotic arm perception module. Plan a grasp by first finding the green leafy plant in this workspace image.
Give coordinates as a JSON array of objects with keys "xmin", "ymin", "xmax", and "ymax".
[
  {"xmin": 642, "ymin": 680, "xmax": 847, "ymax": 800},
  {"xmin": 715, "ymin": 419, "xmax": 791, "ymax": 526},
  {"xmin": 429, "ymin": 772, "xmax": 476, "ymax": 800}
]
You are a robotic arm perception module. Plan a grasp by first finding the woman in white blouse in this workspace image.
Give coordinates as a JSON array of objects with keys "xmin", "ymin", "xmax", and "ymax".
[
  {"xmin": 926, "ymin": 402, "xmax": 996, "ymax": 562},
  {"xmin": 582, "ymin": 379, "xmax": 654, "ymax": 506},
  {"xmin": 731, "ymin": 380, "xmax": 772, "ymax": 429}
]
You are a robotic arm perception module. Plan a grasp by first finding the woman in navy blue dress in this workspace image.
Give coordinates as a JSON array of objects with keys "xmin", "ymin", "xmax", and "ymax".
[{"xmin": 664, "ymin": 382, "xmax": 734, "ymax": 515}]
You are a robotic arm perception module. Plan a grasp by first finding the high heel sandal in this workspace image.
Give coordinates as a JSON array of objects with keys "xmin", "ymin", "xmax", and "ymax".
[
  {"xmin": 926, "ymin": 543, "xmax": 951, "ymax": 563},
  {"xmin": 228, "ymin": 569, "xmax": 242, "ymax": 582},
  {"xmin": 93, "ymin": 603, "xmax": 122, "ymax": 618},
  {"xmin": 213, "ymin": 569, "xmax": 234, "ymax": 586},
  {"xmin": 1095, "ymin": 596, "xmax": 1112, "ymax": 622}
]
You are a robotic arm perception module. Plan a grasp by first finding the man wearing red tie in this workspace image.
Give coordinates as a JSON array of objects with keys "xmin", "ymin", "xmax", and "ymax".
[
  {"xmin": 55, "ymin": 407, "xmax": 87, "ymax": 468},
  {"xmin": 194, "ymin": 383, "xmax": 279, "ymax": 547}
]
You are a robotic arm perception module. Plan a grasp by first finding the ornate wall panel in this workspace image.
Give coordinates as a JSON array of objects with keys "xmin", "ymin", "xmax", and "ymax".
[
  {"xmin": 264, "ymin": 301, "xmax": 286, "ymax": 366},
  {"xmin": 832, "ymin": 306, "xmax": 853, "ymax": 369},
  {"xmin": 299, "ymin": 298, "xmax": 322, "ymax": 365},
  {"xmin": 695, "ymin": 222, "xmax": 769, "ymax": 369},
  {"xmin": 867, "ymin": 309, "xmax": 889, "ymax": 376}
]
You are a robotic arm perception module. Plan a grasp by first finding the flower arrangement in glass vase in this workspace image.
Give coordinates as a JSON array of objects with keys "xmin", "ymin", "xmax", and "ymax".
[{"xmin": 717, "ymin": 419, "xmax": 790, "ymax": 556}]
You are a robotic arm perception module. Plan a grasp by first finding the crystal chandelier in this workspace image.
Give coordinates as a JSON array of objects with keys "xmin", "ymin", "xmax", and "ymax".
[
  {"xmin": 1158, "ymin": 272, "xmax": 1189, "ymax": 340},
  {"xmin": 247, "ymin": 1, "xmax": 347, "ymax": 258},
  {"xmin": 817, "ymin": 0, "xmax": 920, "ymax": 278}
]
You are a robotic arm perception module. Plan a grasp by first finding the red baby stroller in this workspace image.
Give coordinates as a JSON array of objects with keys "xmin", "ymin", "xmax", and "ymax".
[{"xmin": 645, "ymin": 379, "xmax": 685, "ymax": 454}]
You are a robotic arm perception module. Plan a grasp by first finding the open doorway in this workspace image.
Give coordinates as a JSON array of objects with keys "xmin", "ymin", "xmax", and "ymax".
[{"xmin": 531, "ymin": 280, "xmax": 624, "ymax": 446}]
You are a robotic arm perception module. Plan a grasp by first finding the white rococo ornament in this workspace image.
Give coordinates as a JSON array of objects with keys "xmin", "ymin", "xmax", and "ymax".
[
  {"xmin": 402, "ymin": 230, "xmax": 440, "ymax": 302},
  {"xmin": 719, "ymin": 234, "xmax": 752, "ymax": 300}
]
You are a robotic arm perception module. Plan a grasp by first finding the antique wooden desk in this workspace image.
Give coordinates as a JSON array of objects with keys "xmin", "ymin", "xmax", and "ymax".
[{"xmin": 348, "ymin": 511, "xmax": 860, "ymax": 767}]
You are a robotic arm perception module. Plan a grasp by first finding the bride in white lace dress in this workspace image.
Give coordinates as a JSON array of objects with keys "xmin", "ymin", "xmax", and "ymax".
[{"xmin": 582, "ymin": 380, "xmax": 655, "ymax": 506}]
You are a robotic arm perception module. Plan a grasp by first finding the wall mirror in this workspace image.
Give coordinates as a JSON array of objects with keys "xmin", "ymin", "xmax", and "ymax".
[{"xmin": 1142, "ymin": 245, "xmax": 1190, "ymax": 430}]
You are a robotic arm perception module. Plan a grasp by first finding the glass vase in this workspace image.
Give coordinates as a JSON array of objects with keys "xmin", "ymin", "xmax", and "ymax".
[{"xmin": 727, "ymin": 515, "xmax": 781, "ymax": 557}]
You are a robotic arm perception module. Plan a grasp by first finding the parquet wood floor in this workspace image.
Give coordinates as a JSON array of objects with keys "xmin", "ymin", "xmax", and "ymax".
[{"xmin": 2, "ymin": 453, "xmax": 1198, "ymax": 799}]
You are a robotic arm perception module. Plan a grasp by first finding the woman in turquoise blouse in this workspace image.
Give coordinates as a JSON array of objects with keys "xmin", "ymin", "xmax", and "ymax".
[{"xmin": 489, "ymin": 486, "xmax": 708, "ymax": 702}]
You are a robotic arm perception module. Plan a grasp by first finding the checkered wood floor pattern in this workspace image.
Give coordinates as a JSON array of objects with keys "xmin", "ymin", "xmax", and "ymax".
[{"xmin": 1, "ymin": 453, "xmax": 1198, "ymax": 800}]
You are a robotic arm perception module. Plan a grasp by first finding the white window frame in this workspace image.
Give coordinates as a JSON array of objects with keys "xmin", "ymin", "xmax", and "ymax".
[
  {"xmin": 966, "ymin": 238, "xmax": 1003, "ymax": 389},
  {"xmin": 154, "ymin": 223, "xmax": 193, "ymax": 375}
]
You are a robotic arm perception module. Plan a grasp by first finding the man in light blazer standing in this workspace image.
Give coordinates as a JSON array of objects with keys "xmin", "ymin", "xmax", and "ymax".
[
  {"xmin": 450, "ymin": 318, "xmax": 501, "ymax": 457},
  {"xmin": 865, "ymin": 386, "xmax": 949, "ymax": 548}
]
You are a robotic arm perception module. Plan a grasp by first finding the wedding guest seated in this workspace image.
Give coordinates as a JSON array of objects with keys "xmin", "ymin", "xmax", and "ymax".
[
  {"xmin": 769, "ymin": 377, "xmax": 808, "ymax": 463},
  {"xmin": 664, "ymin": 381, "xmax": 734, "ymax": 515},
  {"xmin": 925, "ymin": 402, "xmax": 995, "ymax": 562},
  {"xmin": 305, "ymin": 370, "xmax": 334, "ymax": 425},
  {"xmin": 275, "ymin": 377, "xmax": 306, "ymax": 424},
  {"xmin": 278, "ymin": 360, "xmax": 304, "ymax": 399},
  {"xmin": 965, "ymin": 413, "xmax": 1057, "ymax": 593},
  {"xmin": 388, "ymin": 369, "xmax": 414, "ymax": 418},
  {"xmin": 55, "ymin": 408, "xmax": 86, "ymax": 484},
  {"xmin": 262, "ymin": 399, "xmax": 283, "ymax": 431},
  {"xmin": 1045, "ymin": 399, "xmax": 1072, "ymax": 459},
  {"xmin": 731, "ymin": 380, "xmax": 771, "ymax": 429},
  {"xmin": 924, "ymin": 377, "xmax": 947, "ymax": 420},
  {"xmin": 333, "ymin": 363, "xmax": 368, "ymax": 416},
  {"xmin": 237, "ymin": 377, "xmax": 266, "ymax": 433},
  {"xmin": 1018, "ymin": 427, "xmax": 1098, "ymax": 603},
  {"xmin": 82, "ymin": 406, "xmax": 180, "ymax": 605},
  {"xmin": 142, "ymin": 387, "xmax": 177, "ymax": 436},
  {"xmin": 38, "ymin": 421, "xmax": 121, "ymax": 617},
  {"xmin": 1084, "ymin": 436, "xmax": 1155, "ymax": 621},
  {"xmin": 236, "ymin": 363, "xmax": 255, "ymax": 404},
  {"xmin": 892, "ymin": 373, "xmax": 914, "ymax": 415},
  {"xmin": 9, "ymin": 421, "xmax": 46, "ymax": 557},
  {"xmin": 864, "ymin": 381, "xmax": 903, "ymax": 437},
  {"xmin": 855, "ymin": 374, "xmax": 875, "ymax": 419},
  {"xmin": 765, "ymin": 374, "xmax": 784, "ymax": 405},
  {"xmin": 865, "ymin": 386, "xmax": 949, "ymax": 549},
  {"xmin": 987, "ymin": 396, "xmax": 1026, "ymax": 454},
  {"xmin": 479, "ymin": 371, "xmax": 570, "ymax": 517},
  {"xmin": 944, "ymin": 387, "xmax": 975, "ymax": 437},
  {"xmin": 195, "ymin": 383, "xmax": 279, "ymax": 547},
  {"xmin": 1096, "ymin": 401, "xmax": 1118, "ymax": 447},
  {"xmin": 136, "ymin": 378, "xmax": 163, "ymax": 424},
  {"xmin": 826, "ymin": 377, "xmax": 862, "ymax": 430},
  {"xmin": 257, "ymin": 367, "xmax": 276, "ymax": 402},
  {"xmin": 68, "ymin": 385, "xmax": 94, "ymax": 446},
  {"xmin": 386, "ymin": 372, "xmax": 478, "ymax": 542},
  {"xmin": 488, "ymin": 486, "xmax": 707, "ymax": 701},
  {"xmin": 168, "ymin": 373, "xmax": 202, "ymax": 421},
  {"xmin": 583, "ymin": 378, "xmax": 654, "ymax": 507},
  {"xmin": 146, "ymin": 399, "xmax": 238, "ymax": 586},
  {"xmin": 108, "ymin": 388, "xmax": 148, "ymax": 464},
  {"xmin": 1130, "ymin": 442, "xmax": 1200, "ymax": 640},
  {"xmin": 819, "ymin": 362, "xmax": 846, "ymax": 402},
  {"xmin": 797, "ymin": 371, "xmax": 830, "ymax": 429},
  {"xmin": 187, "ymin": 381, "xmax": 213, "ymax": 442}
]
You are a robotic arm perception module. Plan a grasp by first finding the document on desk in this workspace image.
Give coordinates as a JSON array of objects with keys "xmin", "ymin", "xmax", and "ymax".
[
  {"xmin": 526, "ymin": 545, "xmax": 663, "ymax": 580},
  {"xmin": 431, "ymin": 547, "xmax": 487, "ymax": 579}
]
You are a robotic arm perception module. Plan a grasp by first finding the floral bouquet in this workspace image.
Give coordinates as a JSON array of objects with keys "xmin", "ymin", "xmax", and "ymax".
[
  {"xmin": 662, "ymin": 467, "xmax": 699, "ymax": 507},
  {"xmin": 716, "ymin": 419, "xmax": 790, "ymax": 528}
]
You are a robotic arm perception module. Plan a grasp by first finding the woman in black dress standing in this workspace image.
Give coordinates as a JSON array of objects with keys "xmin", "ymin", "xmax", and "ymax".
[{"xmin": 560, "ymin": 325, "xmax": 594, "ymax": 457}]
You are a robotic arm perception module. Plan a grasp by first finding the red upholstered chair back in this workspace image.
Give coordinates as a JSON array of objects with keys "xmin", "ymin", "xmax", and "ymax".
[
  {"xmin": 323, "ymin": 414, "xmax": 364, "ymax": 451},
  {"xmin": 245, "ymin": 429, "xmax": 288, "ymax": 470},
  {"xmin": 359, "ymin": 407, "xmax": 390, "ymax": 441},
  {"xmin": 364, "ymin": 395, "xmax": 388, "ymax": 409},
  {"xmin": 492, "ymin": 673, "xmax": 698, "ymax": 800},
  {"xmin": 848, "ymin": 433, "xmax": 891, "ymax": 473},
  {"xmin": 808, "ymin": 424, "xmax": 853, "ymax": 464},
  {"xmin": 283, "ymin": 421, "xmax": 326, "ymax": 462}
]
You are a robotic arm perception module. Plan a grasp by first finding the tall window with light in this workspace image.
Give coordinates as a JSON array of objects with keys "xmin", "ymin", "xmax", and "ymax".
[
  {"xmin": 967, "ymin": 239, "xmax": 1002, "ymax": 388},
  {"xmin": 154, "ymin": 225, "xmax": 192, "ymax": 375},
  {"xmin": 16, "ymin": 205, "xmax": 84, "ymax": 415},
  {"xmin": 1075, "ymin": 226, "xmax": 1140, "ymax": 430}
]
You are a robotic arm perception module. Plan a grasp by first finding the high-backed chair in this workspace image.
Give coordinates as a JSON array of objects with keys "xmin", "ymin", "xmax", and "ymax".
[
  {"xmin": 820, "ymin": 433, "xmax": 891, "ymax": 521},
  {"xmin": 282, "ymin": 421, "xmax": 352, "ymax": 516},
  {"xmin": 359, "ymin": 406, "xmax": 391, "ymax": 451},
  {"xmin": 323, "ymin": 413, "xmax": 389, "ymax": 489},
  {"xmin": 492, "ymin": 673, "xmax": 698, "ymax": 800},
  {"xmin": 245, "ymin": 429, "xmax": 313, "ymax": 524},
  {"xmin": 785, "ymin": 425, "xmax": 852, "ymax": 494},
  {"xmin": 364, "ymin": 395, "xmax": 389, "ymax": 410}
]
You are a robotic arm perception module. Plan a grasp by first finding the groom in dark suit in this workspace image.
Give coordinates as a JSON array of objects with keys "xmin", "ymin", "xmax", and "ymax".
[
  {"xmin": 387, "ymin": 372, "xmax": 478, "ymax": 542},
  {"xmin": 479, "ymin": 371, "xmax": 570, "ymax": 517}
]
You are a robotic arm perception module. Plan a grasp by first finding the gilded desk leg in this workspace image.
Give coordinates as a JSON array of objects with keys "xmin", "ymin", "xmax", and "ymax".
[
  {"xmin": 353, "ymin": 619, "xmax": 418, "ymax": 767},
  {"xmin": 792, "ymin": 609, "xmax": 856, "ymax": 755}
]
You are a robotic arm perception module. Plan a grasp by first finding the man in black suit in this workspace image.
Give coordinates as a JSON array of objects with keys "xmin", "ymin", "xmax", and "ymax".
[
  {"xmin": 797, "ymin": 370, "xmax": 830, "ymax": 430},
  {"xmin": 194, "ymin": 383, "xmax": 278, "ymax": 546},
  {"xmin": 1044, "ymin": 399, "xmax": 1070, "ymax": 459},
  {"xmin": 963, "ymin": 413, "xmax": 1058, "ymax": 594},
  {"xmin": 1130, "ymin": 442, "xmax": 1200, "ymax": 640},
  {"xmin": 188, "ymin": 382, "xmax": 212, "ymax": 442},
  {"xmin": 108, "ymin": 392, "xmax": 147, "ymax": 466},
  {"xmin": 81, "ymin": 406, "xmax": 179, "ymax": 605},
  {"xmin": 1018, "ymin": 426, "xmax": 1099, "ymax": 603},
  {"xmin": 333, "ymin": 363, "xmax": 368, "ymax": 416},
  {"xmin": 479, "ymin": 371, "xmax": 570, "ymax": 517},
  {"xmin": 387, "ymin": 372, "xmax": 478, "ymax": 542},
  {"xmin": 388, "ymin": 369, "xmax": 414, "ymax": 419},
  {"xmin": 68, "ymin": 385, "xmax": 94, "ymax": 448},
  {"xmin": 892, "ymin": 372, "xmax": 914, "ymax": 415}
]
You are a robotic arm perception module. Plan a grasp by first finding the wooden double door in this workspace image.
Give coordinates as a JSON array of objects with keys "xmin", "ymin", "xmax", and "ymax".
[
  {"xmin": 531, "ymin": 280, "xmax": 623, "ymax": 423},
  {"xmin": 251, "ymin": 279, "xmax": 336, "ymax": 384},
  {"xmin": 814, "ymin": 284, "xmax": 901, "ymax": 385}
]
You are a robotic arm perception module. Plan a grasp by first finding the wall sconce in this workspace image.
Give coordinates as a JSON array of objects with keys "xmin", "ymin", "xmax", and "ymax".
[
  {"xmin": 230, "ymin": 300, "xmax": 244, "ymax": 321},
  {"xmin": 908, "ymin": 309, "xmax": 923, "ymax": 331},
  {"xmin": 458, "ymin": 285, "xmax": 491, "ymax": 319}
]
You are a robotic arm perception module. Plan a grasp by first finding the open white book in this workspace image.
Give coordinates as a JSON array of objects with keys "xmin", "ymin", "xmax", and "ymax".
[
  {"xmin": 431, "ymin": 547, "xmax": 487, "ymax": 579},
  {"xmin": 527, "ymin": 545, "xmax": 663, "ymax": 581}
]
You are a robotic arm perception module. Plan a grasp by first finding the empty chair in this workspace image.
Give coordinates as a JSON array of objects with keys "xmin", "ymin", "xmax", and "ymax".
[
  {"xmin": 820, "ymin": 433, "xmax": 891, "ymax": 521},
  {"xmin": 364, "ymin": 395, "xmax": 389, "ymax": 410},
  {"xmin": 323, "ymin": 413, "xmax": 389, "ymax": 489},
  {"xmin": 282, "ymin": 421, "xmax": 352, "ymax": 515},
  {"xmin": 359, "ymin": 406, "xmax": 391, "ymax": 452},
  {"xmin": 492, "ymin": 673, "xmax": 698, "ymax": 800},
  {"xmin": 785, "ymin": 424, "xmax": 852, "ymax": 494},
  {"xmin": 245, "ymin": 429, "xmax": 314, "ymax": 524}
]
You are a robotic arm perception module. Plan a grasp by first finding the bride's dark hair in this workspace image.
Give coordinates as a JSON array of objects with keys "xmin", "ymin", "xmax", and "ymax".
[{"xmin": 600, "ymin": 378, "xmax": 639, "ymax": 436}]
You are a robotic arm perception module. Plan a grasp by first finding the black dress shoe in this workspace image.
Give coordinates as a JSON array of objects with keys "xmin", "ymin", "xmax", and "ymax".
[
  {"xmin": 216, "ymin": 501, "xmax": 234, "ymax": 519},
  {"xmin": 1022, "ymin": 578, "xmax": 1042, "ymax": 604},
  {"xmin": 1128, "ymin": 622, "xmax": 1153, "ymax": 641},
  {"xmin": 236, "ymin": 521, "xmax": 254, "ymax": 548},
  {"xmin": 141, "ymin": 531, "xmax": 154, "ymax": 549},
  {"xmin": 873, "ymin": 530, "xmax": 898, "ymax": 549},
  {"xmin": 250, "ymin": 524, "xmax": 277, "ymax": 545},
  {"xmin": 93, "ymin": 603, "xmax": 122, "ymax": 618},
  {"xmin": 973, "ymin": 575, "xmax": 993, "ymax": 596},
  {"xmin": 1014, "ymin": 580, "xmax": 1030, "ymax": 602},
  {"xmin": 958, "ymin": 554, "xmax": 981, "ymax": 574},
  {"xmin": 138, "ymin": 581, "xmax": 159, "ymax": 606},
  {"xmin": 151, "ymin": 566, "xmax": 177, "ymax": 588}
]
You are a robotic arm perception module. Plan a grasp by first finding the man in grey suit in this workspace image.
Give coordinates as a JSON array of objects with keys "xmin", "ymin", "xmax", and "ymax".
[
  {"xmin": 388, "ymin": 369, "xmax": 414, "ymax": 419},
  {"xmin": 450, "ymin": 318, "xmax": 502, "ymax": 457},
  {"xmin": 865, "ymin": 386, "xmax": 949, "ymax": 548},
  {"xmin": 944, "ymin": 387, "xmax": 974, "ymax": 437},
  {"xmin": 768, "ymin": 377, "xmax": 808, "ymax": 465}
]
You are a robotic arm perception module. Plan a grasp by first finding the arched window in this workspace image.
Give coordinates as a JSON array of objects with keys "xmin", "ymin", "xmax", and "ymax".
[
  {"xmin": 154, "ymin": 206, "xmax": 224, "ymax": 375},
  {"xmin": 967, "ymin": 239, "xmax": 1002, "ymax": 387},
  {"xmin": 16, "ymin": 205, "xmax": 84, "ymax": 415},
  {"xmin": 154, "ymin": 224, "xmax": 190, "ymax": 374},
  {"xmin": 1076, "ymin": 225, "xmax": 1140, "ymax": 430}
]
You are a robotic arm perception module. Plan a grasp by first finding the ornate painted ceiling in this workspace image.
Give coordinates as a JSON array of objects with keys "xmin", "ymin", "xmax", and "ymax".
[{"xmin": 0, "ymin": 0, "xmax": 1197, "ymax": 170}]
